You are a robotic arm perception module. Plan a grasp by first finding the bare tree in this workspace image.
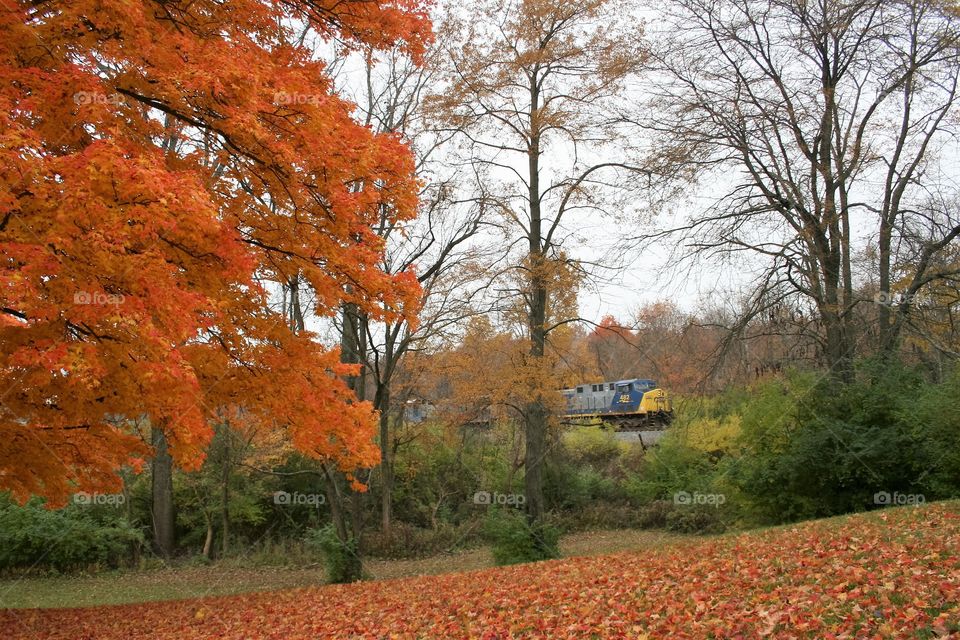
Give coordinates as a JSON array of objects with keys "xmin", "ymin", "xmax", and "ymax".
[
  {"xmin": 339, "ymin": 38, "xmax": 498, "ymax": 532},
  {"xmin": 433, "ymin": 0, "xmax": 649, "ymax": 529},
  {"xmin": 639, "ymin": 0, "xmax": 960, "ymax": 377}
]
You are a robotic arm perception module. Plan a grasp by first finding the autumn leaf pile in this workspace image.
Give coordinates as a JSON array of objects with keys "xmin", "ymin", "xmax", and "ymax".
[{"xmin": 3, "ymin": 503, "xmax": 959, "ymax": 639}]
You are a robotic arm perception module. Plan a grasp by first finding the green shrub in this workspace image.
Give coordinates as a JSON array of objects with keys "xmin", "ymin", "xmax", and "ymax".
[
  {"xmin": 561, "ymin": 427, "xmax": 624, "ymax": 470},
  {"xmin": 544, "ymin": 460, "xmax": 623, "ymax": 510},
  {"xmin": 912, "ymin": 367, "xmax": 960, "ymax": 498},
  {"xmin": 545, "ymin": 427, "xmax": 640, "ymax": 512},
  {"xmin": 304, "ymin": 524, "xmax": 363, "ymax": 583},
  {"xmin": 623, "ymin": 434, "xmax": 721, "ymax": 505},
  {"xmin": 562, "ymin": 503, "xmax": 643, "ymax": 530},
  {"xmin": 665, "ymin": 505, "xmax": 726, "ymax": 534},
  {"xmin": 482, "ymin": 509, "xmax": 560, "ymax": 566},
  {"xmin": 636, "ymin": 500, "xmax": 674, "ymax": 529},
  {"xmin": 361, "ymin": 520, "xmax": 482, "ymax": 559},
  {"xmin": 0, "ymin": 497, "xmax": 143, "ymax": 573},
  {"xmin": 388, "ymin": 422, "xmax": 515, "ymax": 529},
  {"xmin": 732, "ymin": 361, "xmax": 952, "ymax": 524}
]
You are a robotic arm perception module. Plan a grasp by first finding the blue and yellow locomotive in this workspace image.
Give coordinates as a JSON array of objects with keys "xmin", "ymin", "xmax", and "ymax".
[{"xmin": 560, "ymin": 378, "xmax": 673, "ymax": 430}]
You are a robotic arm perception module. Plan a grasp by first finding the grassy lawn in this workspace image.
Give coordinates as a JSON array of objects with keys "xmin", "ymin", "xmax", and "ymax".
[{"xmin": 0, "ymin": 528, "xmax": 684, "ymax": 609}]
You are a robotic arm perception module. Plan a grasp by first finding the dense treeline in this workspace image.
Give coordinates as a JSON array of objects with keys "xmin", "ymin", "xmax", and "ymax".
[{"xmin": 3, "ymin": 341, "xmax": 958, "ymax": 576}]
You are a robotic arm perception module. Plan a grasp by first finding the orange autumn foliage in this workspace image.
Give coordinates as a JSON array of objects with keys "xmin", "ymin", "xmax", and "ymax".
[{"xmin": 0, "ymin": 1, "xmax": 431, "ymax": 505}]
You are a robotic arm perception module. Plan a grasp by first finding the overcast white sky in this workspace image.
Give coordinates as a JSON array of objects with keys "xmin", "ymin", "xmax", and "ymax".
[{"xmin": 318, "ymin": 1, "xmax": 960, "ymax": 334}]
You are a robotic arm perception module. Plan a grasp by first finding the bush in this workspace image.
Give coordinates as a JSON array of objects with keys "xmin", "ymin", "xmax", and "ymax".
[
  {"xmin": 562, "ymin": 503, "xmax": 644, "ymax": 530},
  {"xmin": 544, "ymin": 461, "xmax": 623, "ymax": 510},
  {"xmin": 665, "ymin": 505, "xmax": 726, "ymax": 534},
  {"xmin": 361, "ymin": 520, "xmax": 482, "ymax": 559},
  {"xmin": 304, "ymin": 524, "xmax": 363, "ymax": 583},
  {"xmin": 730, "ymin": 360, "xmax": 960, "ymax": 525},
  {"xmin": 561, "ymin": 427, "xmax": 624, "ymax": 470},
  {"xmin": 0, "ymin": 498, "xmax": 143, "ymax": 573},
  {"xmin": 388, "ymin": 421, "xmax": 516, "ymax": 529},
  {"xmin": 218, "ymin": 538, "xmax": 317, "ymax": 567},
  {"xmin": 623, "ymin": 434, "xmax": 721, "ymax": 505},
  {"xmin": 545, "ymin": 427, "xmax": 638, "ymax": 512},
  {"xmin": 636, "ymin": 500, "xmax": 675, "ymax": 529},
  {"xmin": 912, "ymin": 367, "xmax": 960, "ymax": 498},
  {"xmin": 482, "ymin": 509, "xmax": 560, "ymax": 566}
]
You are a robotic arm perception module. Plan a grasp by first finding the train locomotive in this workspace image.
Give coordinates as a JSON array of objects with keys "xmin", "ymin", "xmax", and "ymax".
[{"xmin": 560, "ymin": 378, "xmax": 673, "ymax": 430}]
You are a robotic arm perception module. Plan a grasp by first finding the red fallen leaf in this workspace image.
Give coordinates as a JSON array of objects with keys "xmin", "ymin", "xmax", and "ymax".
[{"xmin": 2, "ymin": 503, "xmax": 959, "ymax": 639}]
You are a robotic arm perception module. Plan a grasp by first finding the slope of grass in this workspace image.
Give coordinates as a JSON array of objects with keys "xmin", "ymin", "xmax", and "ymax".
[
  {"xmin": 2, "ymin": 503, "xmax": 959, "ymax": 639},
  {"xmin": 0, "ymin": 529, "xmax": 681, "ymax": 609}
]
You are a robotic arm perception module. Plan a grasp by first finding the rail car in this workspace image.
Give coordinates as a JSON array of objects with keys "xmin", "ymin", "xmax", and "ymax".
[{"xmin": 560, "ymin": 378, "xmax": 673, "ymax": 430}]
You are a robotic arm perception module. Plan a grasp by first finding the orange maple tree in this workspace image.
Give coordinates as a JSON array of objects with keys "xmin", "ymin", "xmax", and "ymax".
[{"xmin": 0, "ymin": 0, "xmax": 431, "ymax": 505}]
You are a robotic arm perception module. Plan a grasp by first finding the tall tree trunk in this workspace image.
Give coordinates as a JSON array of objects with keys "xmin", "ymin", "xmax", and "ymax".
[
  {"xmin": 202, "ymin": 511, "xmax": 214, "ymax": 560},
  {"xmin": 320, "ymin": 463, "xmax": 362, "ymax": 582},
  {"xmin": 342, "ymin": 301, "xmax": 366, "ymax": 541},
  {"xmin": 288, "ymin": 274, "xmax": 357, "ymax": 569},
  {"xmin": 838, "ymin": 181, "xmax": 855, "ymax": 370},
  {"xmin": 378, "ymin": 387, "xmax": 392, "ymax": 532},
  {"xmin": 377, "ymin": 323, "xmax": 396, "ymax": 533},
  {"xmin": 523, "ymin": 407, "xmax": 549, "ymax": 527},
  {"xmin": 220, "ymin": 430, "xmax": 230, "ymax": 557},
  {"xmin": 524, "ymin": 270, "xmax": 548, "ymax": 525},
  {"xmin": 321, "ymin": 300, "xmax": 366, "ymax": 581},
  {"xmin": 350, "ymin": 488, "xmax": 363, "ymax": 544},
  {"xmin": 878, "ymin": 216, "xmax": 894, "ymax": 354},
  {"xmin": 321, "ymin": 465, "xmax": 349, "ymax": 542},
  {"xmin": 524, "ymin": 76, "xmax": 547, "ymax": 527},
  {"xmin": 819, "ymin": 68, "xmax": 854, "ymax": 381},
  {"xmin": 820, "ymin": 252, "xmax": 853, "ymax": 382},
  {"xmin": 150, "ymin": 427, "xmax": 175, "ymax": 558}
]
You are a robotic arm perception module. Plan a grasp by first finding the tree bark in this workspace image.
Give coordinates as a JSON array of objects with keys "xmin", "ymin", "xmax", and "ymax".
[
  {"xmin": 202, "ymin": 511, "xmax": 214, "ymax": 560},
  {"xmin": 150, "ymin": 427, "xmax": 176, "ymax": 558},
  {"xmin": 321, "ymin": 465, "xmax": 349, "ymax": 542},
  {"xmin": 378, "ymin": 382, "xmax": 392, "ymax": 532},
  {"xmin": 220, "ymin": 429, "xmax": 230, "ymax": 557},
  {"xmin": 523, "ymin": 76, "xmax": 547, "ymax": 525},
  {"xmin": 323, "ymin": 300, "xmax": 366, "ymax": 579}
]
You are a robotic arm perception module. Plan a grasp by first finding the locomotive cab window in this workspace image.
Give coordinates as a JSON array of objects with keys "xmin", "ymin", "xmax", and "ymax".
[{"xmin": 635, "ymin": 379, "xmax": 655, "ymax": 392}]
